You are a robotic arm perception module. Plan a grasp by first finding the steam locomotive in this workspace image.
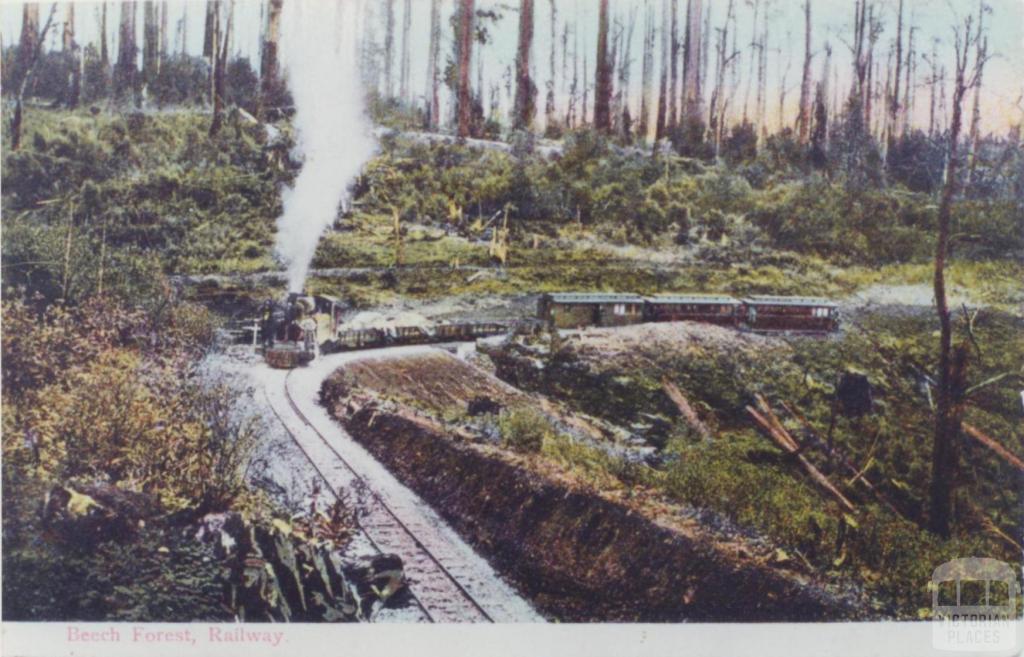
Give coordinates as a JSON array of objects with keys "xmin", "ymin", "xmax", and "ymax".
[{"xmin": 260, "ymin": 293, "xmax": 342, "ymax": 369}]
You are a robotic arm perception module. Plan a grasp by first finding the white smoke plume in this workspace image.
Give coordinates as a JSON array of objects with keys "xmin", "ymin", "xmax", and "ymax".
[{"xmin": 276, "ymin": 0, "xmax": 376, "ymax": 293}]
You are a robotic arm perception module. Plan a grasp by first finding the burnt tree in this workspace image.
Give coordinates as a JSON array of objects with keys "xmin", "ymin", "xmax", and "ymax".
[
  {"xmin": 114, "ymin": 0, "xmax": 138, "ymax": 104},
  {"xmin": 796, "ymin": 0, "xmax": 813, "ymax": 144},
  {"xmin": 655, "ymin": 0, "xmax": 669, "ymax": 140},
  {"xmin": 10, "ymin": 3, "xmax": 56, "ymax": 151},
  {"xmin": 426, "ymin": 0, "xmax": 441, "ymax": 129},
  {"xmin": 593, "ymin": 0, "xmax": 613, "ymax": 133},
  {"xmin": 400, "ymin": 0, "xmax": 411, "ymax": 102},
  {"xmin": 638, "ymin": 0, "xmax": 654, "ymax": 140},
  {"xmin": 929, "ymin": 10, "xmax": 988, "ymax": 539},
  {"xmin": 259, "ymin": 0, "xmax": 283, "ymax": 120},
  {"xmin": 668, "ymin": 0, "xmax": 679, "ymax": 130},
  {"xmin": 544, "ymin": 0, "xmax": 557, "ymax": 132},
  {"xmin": 143, "ymin": 1, "xmax": 160, "ymax": 91},
  {"xmin": 456, "ymin": 0, "xmax": 475, "ymax": 138},
  {"xmin": 383, "ymin": 0, "xmax": 395, "ymax": 98},
  {"xmin": 513, "ymin": 0, "xmax": 536, "ymax": 131}
]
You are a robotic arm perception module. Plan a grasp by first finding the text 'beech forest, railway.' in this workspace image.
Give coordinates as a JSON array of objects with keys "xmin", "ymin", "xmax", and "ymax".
[{"xmin": 1, "ymin": 0, "xmax": 1022, "ymax": 635}]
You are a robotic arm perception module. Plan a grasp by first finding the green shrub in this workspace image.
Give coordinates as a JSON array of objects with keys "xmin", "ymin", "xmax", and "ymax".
[{"xmin": 498, "ymin": 407, "xmax": 551, "ymax": 454}]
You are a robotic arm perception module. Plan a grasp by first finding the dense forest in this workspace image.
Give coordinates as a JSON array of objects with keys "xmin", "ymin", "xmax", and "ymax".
[{"xmin": 1, "ymin": 0, "xmax": 1022, "ymax": 626}]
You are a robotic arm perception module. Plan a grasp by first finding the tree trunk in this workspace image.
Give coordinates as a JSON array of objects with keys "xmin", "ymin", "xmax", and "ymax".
[
  {"xmin": 929, "ymin": 18, "xmax": 976, "ymax": 539},
  {"xmin": 667, "ymin": 0, "xmax": 679, "ymax": 130},
  {"xmin": 456, "ymin": 0, "xmax": 475, "ymax": 138},
  {"xmin": 654, "ymin": 0, "xmax": 669, "ymax": 141},
  {"xmin": 967, "ymin": 34, "xmax": 987, "ymax": 180},
  {"xmin": 682, "ymin": 0, "xmax": 702, "ymax": 122},
  {"xmin": 887, "ymin": 0, "xmax": 903, "ymax": 156},
  {"xmin": 513, "ymin": 0, "xmax": 536, "ymax": 131},
  {"xmin": 544, "ymin": 0, "xmax": 557, "ymax": 133},
  {"xmin": 143, "ymin": 1, "xmax": 160, "ymax": 92},
  {"xmin": 209, "ymin": 0, "xmax": 231, "ymax": 137},
  {"xmin": 400, "ymin": 0, "xmax": 411, "ymax": 103},
  {"xmin": 741, "ymin": 0, "xmax": 759, "ymax": 125},
  {"xmin": 259, "ymin": 0, "xmax": 283, "ymax": 120},
  {"xmin": 159, "ymin": 0, "xmax": 168, "ymax": 63},
  {"xmin": 639, "ymin": 0, "xmax": 654, "ymax": 140},
  {"xmin": 11, "ymin": 3, "xmax": 55, "ymax": 150},
  {"xmin": 63, "ymin": 3, "xmax": 81, "ymax": 109},
  {"xmin": 382, "ymin": 0, "xmax": 395, "ymax": 98},
  {"xmin": 902, "ymin": 25, "xmax": 914, "ymax": 136},
  {"xmin": 426, "ymin": 0, "xmax": 441, "ymax": 129},
  {"xmin": 115, "ymin": 1, "xmax": 138, "ymax": 105},
  {"xmin": 593, "ymin": 0, "xmax": 612, "ymax": 133},
  {"xmin": 99, "ymin": 2, "xmax": 109, "ymax": 67},
  {"xmin": 928, "ymin": 41, "xmax": 938, "ymax": 138},
  {"xmin": 618, "ymin": 7, "xmax": 637, "ymax": 141},
  {"xmin": 62, "ymin": 2, "xmax": 74, "ymax": 52},
  {"xmin": 796, "ymin": 0, "xmax": 813, "ymax": 143}
]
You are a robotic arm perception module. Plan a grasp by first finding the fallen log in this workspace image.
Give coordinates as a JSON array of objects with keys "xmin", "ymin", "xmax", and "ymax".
[
  {"xmin": 778, "ymin": 400, "xmax": 904, "ymax": 518},
  {"xmin": 746, "ymin": 405, "xmax": 857, "ymax": 514},
  {"xmin": 663, "ymin": 380, "xmax": 713, "ymax": 442},
  {"xmin": 963, "ymin": 423, "xmax": 1024, "ymax": 473}
]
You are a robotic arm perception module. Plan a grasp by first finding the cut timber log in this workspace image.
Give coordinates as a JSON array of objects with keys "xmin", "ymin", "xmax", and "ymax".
[
  {"xmin": 663, "ymin": 380, "xmax": 713, "ymax": 441},
  {"xmin": 778, "ymin": 400, "xmax": 904, "ymax": 518},
  {"xmin": 746, "ymin": 405, "xmax": 857, "ymax": 514},
  {"xmin": 963, "ymin": 423, "xmax": 1024, "ymax": 473}
]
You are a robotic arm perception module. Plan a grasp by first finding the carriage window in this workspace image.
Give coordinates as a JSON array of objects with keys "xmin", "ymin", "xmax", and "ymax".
[{"xmin": 614, "ymin": 304, "xmax": 625, "ymax": 315}]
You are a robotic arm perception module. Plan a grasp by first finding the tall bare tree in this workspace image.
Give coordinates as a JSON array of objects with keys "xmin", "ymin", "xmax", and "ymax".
[
  {"xmin": 966, "ymin": 1, "xmax": 989, "ymax": 180},
  {"xmin": 639, "ymin": 0, "xmax": 655, "ymax": 140},
  {"xmin": 741, "ymin": 0, "xmax": 760, "ymax": 125},
  {"xmin": 886, "ymin": 0, "xmax": 904, "ymax": 157},
  {"xmin": 159, "ymin": 1, "xmax": 168, "ymax": 61},
  {"xmin": 929, "ymin": 8, "xmax": 989, "ymax": 539},
  {"xmin": 10, "ymin": 3, "xmax": 56, "ymax": 150},
  {"xmin": 593, "ymin": 0, "xmax": 613, "ymax": 133},
  {"xmin": 681, "ymin": 0, "xmax": 703, "ymax": 123},
  {"xmin": 98, "ymin": 2, "xmax": 109, "ymax": 67},
  {"xmin": 456, "ymin": 0, "xmax": 475, "ymax": 138},
  {"xmin": 655, "ymin": 0, "xmax": 669, "ymax": 140},
  {"xmin": 209, "ymin": 0, "xmax": 233, "ymax": 136},
  {"xmin": 114, "ymin": 0, "xmax": 138, "ymax": 104},
  {"xmin": 544, "ymin": 0, "xmax": 557, "ymax": 131},
  {"xmin": 513, "ymin": 0, "xmax": 536, "ymax": 130},
  {"xmin": 426, "ymin": 0, "xmax": 442, "ymax": 129},
  {"xmin": 667, "ymin": 0, "xmax": 679, "ymax": 130},
  {"xmin": 63, "ymin": 2, "xmax": 82, "ymax": 109},
  {"xmin": 383, "ymin": 0, "xmax": 395, "ymax": 98},
  {"xmin": 400, "ymin": 0, "xmax": 411, "ymax": 102},
  {"xmin": 617, "ymin": 7, "xmax": 638, "ymax": 141},
  {"xmin": 259, "ymin": 0, "xmax": 283, "ymax": 120},
  {"xmin": 143, "ymin": 1, "xmax": 160, "ymax": 91},
  {"xmin": 796, "ymin": 0, "xmax": 813, "ymax": 144}
]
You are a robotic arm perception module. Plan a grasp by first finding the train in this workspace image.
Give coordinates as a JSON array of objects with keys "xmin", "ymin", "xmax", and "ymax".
[
  {"xmin": 537, "ymin": 292, "xmax": 839, "ymax": 332},
  {"xmin": 259, "ymin": 293, "xmax": 515, "ymax": 369},
  {"xmin": 259, "ymin": 291, "xmax": 839, "ymax": 369}
]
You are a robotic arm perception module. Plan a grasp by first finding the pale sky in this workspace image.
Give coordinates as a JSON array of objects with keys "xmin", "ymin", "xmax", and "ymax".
[{"xmin": 2, "ymin": 0, "xmax": 1022, "ymax": 134}]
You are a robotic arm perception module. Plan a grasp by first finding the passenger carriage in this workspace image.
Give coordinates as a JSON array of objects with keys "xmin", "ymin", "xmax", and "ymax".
[
  {"xmin": 644, "ymin": 294, "xmax": 741, "ymax": 327},
  {"xmin": 537, "ymin": 293, "xmax": 646, "ymax": 329},
  {"xmin": 741, "ymin": 295, "xmax": 838, "ymax": 333}
]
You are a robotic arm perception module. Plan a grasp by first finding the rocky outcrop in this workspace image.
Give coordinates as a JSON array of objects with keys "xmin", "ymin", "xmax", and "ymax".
[
  {"xmin": 39, "ymin": 483, "xmax": 405, "ymax": 622},
  {"xmin": 197, "ymin": 512, "xmax": 406, "ymax": 622}
]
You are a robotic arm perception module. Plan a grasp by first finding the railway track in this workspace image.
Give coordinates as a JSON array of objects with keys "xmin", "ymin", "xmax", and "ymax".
[{"xmin": 261, "ymin": 350, "xmax": 542, "ymax": 623}]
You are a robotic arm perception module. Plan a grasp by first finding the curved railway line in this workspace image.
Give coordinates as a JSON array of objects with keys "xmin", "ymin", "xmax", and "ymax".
[{"xmin": 260, "ymin": 348, "xmax": 542, "ymax": 624}]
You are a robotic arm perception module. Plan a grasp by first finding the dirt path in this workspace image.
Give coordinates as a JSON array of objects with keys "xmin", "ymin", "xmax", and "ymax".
[{"xmin": 261, "ymin": 348, "xmax": 543, "ymax": 623}]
